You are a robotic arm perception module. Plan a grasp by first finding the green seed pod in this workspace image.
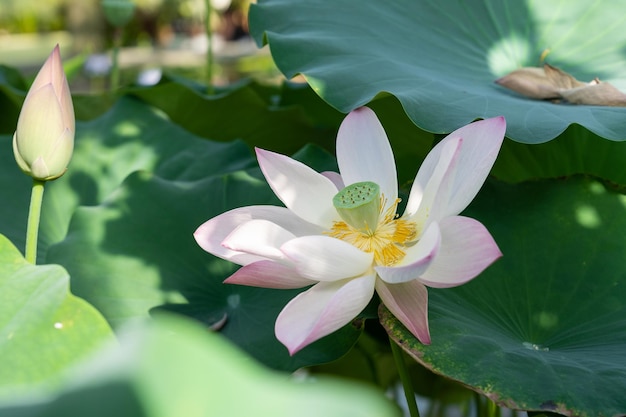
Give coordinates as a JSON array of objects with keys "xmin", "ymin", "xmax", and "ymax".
[{"xmin": 333, "ymin": 181, "xmax": 381, "ymax": 232}]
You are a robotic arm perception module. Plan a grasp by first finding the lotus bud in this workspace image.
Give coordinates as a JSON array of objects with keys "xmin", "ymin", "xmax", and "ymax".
[{"xmin": 13, "ymin": 45, "xmax": 75, "ymax": 181}]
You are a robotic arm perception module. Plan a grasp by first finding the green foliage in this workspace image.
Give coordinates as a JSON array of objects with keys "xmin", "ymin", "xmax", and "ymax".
[
  {"xmin": 0, "ymin": 234, "xmax": 113, "ymax": 394},
  {"xmin": 0, "ymin": 315, "xmax": 400, "ymax": 417},
  {"xmin": 4, "ymin": 1, "xmax": 626, "ymax": 412},
  {"xmin": 0, "ymin": 81, "xmax": 366, "ymax": 372},
  {"xmin": 0, "ymin": 66, "xmax": 26, "ymax": 134},
  {"xmin": 249, "ymin": 0, "xmax": 626, "ymax": 143},
  {"xmin": 382, "ymin": 177, "xmax": 626, "ymax": 417}
]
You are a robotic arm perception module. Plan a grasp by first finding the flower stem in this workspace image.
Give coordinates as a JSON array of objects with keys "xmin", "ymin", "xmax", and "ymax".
[
  {"xmin": 389, "ymin": 337, "xmax": 421, "ymax": 417},
  {"xmin": 25, "ymin": 179, "xmax": 45, "ymax": 264},
  {"xmin": 110, "ymin": 27, "xmax": 122, "ymax": 91},
  {"xmin": 487, "ymin": 397, "xmax": 501, "ymax": 417},
  {"xmin": 205, "ymin": 0, "xmax": 214, "ymax": 94}
]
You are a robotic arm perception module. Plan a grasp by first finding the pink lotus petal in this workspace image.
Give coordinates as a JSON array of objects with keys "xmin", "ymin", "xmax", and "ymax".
[
  {"xmin": 276, "ymin": 274, "xmax": 376, "ymax": 355},
  {"xmin": 224, "ymin": 260, "xmax": 316, "ymax": 289},
  {"xmin": 281, "ymin": 235, "xmax": 374, "ymax": 282},
  {"xmin": 256, "ymin": 148, "xmax": 339, "ymax": 227},
  {"xmin": 376, "ymin": 279, "xmax": 431, "ymax": 344},
  {"xmin": 321, "ymin": 171, "xmax": 344, "ymax": 190},
  {"xmin": 406, "ymin": 117, "xmax": 505, "ymax": 221},
  {"xmin": 419, "ymin": 216, "xmax": 502, "ymax": 288},
  {"xmin": 223, "ymin": 219, "xmax": 295, "ymax": 262},
  {"xmin": 336, "ymin": 107, "xmax": 398, "ymax": 209},
  {"xmin": 31, "ymin": 45, "xmax": 61, "ymax": 92},
  {"xmin": 375, "ymin": 222, "xmax": 441, "ymax": 284},
  {"xmin": 194, "ymin": 205, "xmax": 322, "ymax": 265}
]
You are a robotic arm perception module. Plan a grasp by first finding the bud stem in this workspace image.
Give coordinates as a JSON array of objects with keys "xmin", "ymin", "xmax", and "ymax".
[{"xmin": 25, "ymin": 179, "xmax": 45, "ymax": 264}]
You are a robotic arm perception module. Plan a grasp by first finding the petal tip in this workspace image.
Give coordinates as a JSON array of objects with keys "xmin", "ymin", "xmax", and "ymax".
[
  {"xmin": 410, "ymin": 322, "xmax": 432, "ymax": 345},
  {"xmin": 484, "ymin": 115, "xmax": 507, "ymax": 134},
  {"xmin": 286, "ymin": 344, "xmax": 304, "ymax": 356},
  {"xmin": 345, "ymin": 106, "xmax": 377, "ymax": 122},
  {"xmin": 254, "ymin": 147, "xmax": 269, "ymax": 158},
  {"xmin": 276, "ymin": 328, "xmax": 308, "ymax": 356}
]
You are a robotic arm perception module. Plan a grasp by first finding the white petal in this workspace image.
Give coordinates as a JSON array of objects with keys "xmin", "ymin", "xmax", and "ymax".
[
  {"xmin": 30, "ymin": 156, "xmax": 50, "ymax": 179},
  {"xmin": 194, "ymin": 205, "xmax": 321, "ymax": 265},
  {"xmin": 29, "ymin": 45, "xmax": 62, "ymax": 93},
  {"xmin": 223, "ymin": 219, "xmax": 295, "ymax": 261},
  {"xmin": 376, "ymin": 279, "xmax": 430, "ymax": 344},
  {"xmin": 224, "ymin": 260, "xmax": 316, "ymax": 289},
  {"xmin": 442, "ymin": 117, "xmax": 505, "ymax": 215},
  {"xmin": 256, "ymin": 148, "xmax": 339, "ymax": 227},
  {"xmin": 405, "ymin": 117, "xmax": 505, "ymax": 222},
  {"xmin": 281, "ymin": 235, "xmax": 374, "ymax": 281},
  {"xmin": 275, "ymin": 274, "xmax": 376, "ymax": 355},
  {"xmin": 16, "ymin": 85, "xmax": 65, "ymax": 158},
  {"xmin": 405, "ymin": 137, "xmax": 461, "ymax": 228},
  {"xmin": 419, "ymin": 216, "xmax": 502, "ymax": 288},
  {"xmin": 375, "ymin": 222, "xmax": 441, "ymax": 284},
  {"xmin": 336, "ymin": 107, "xmax": 398, "ymax": 208}
]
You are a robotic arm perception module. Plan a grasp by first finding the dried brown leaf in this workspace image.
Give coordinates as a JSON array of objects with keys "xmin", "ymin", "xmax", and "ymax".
[
  {"xmin": 543, "ymin": 64, "xmax": 587, "ymax": 90},
  {"xmin": 496, "ymin": 63, "xmax": 626, "ymax": 107},
  {"xmin": 495, "ymin": 67, "xmax": 561, "ymax": 100},
  {"xmin": 559, "ymin": 81, "xmax": 626, "ymax": 107}
]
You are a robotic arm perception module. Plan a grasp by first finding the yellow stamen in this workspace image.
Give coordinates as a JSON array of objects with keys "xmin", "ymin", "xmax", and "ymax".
[{"xmin": 328, "ymin": 197, "xmax": 417, "ymax": 266}]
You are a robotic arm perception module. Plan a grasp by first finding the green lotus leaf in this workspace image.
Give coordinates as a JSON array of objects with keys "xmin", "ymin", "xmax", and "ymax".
[
  {"xmin": 493, "ymin": 124, "xmax": 626, "ymax": 187},
  {"xmin": 382, "ymin": 177, "xmax": 626, "ymax": 417},
  {"xmin": 0, "ymin": 96, "xmax": 255, "ymax": 262},
  {"xmin": 0, "ymin": 234, "xmax": 113, "ymax": 395},
  {"xmin": 0, "ymin": 66, "xmax": 25, "ymax": 134},
  {"xmin": 0, "ymin": 88, "xmax": 366, "ymax": 371},
  {"xmin": 249, "ymin": 0, "xmax": 626, "ymax": 143},
  {"xmin": 0, "ymin": 315, "xmax": 399, "ymax": 417},
  {"xmin": 129, "ymin": 76, "xmax": 434, "ymax": 169},
  {"xmin": 128, "ymin": 77, "xmax": 341, "ymax": 154},
  {"xmin": 46, "ymin": 145, "xmax": 364, "ymax": 371}
]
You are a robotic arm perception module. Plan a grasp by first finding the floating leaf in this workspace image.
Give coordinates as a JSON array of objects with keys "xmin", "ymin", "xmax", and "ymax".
[
  {"xmin": 0, "ymin": 234, "xmax": 113, "ymax": 395},
  {"xmin": 128, "ymin": 78, "xmax": 341, "ymax": 154},
  {"xmin": 381, "ymin": 177, "xmax": 626, "ymax": 417},
  {"xmin": 0, "ymin": 315, "xmax": 399, "ymax": 417},
  {"xmin": 0, "ymin": 96, "xmax": 256, "ymax": 261},
  {"xmin": 130, "ymin": 78, "xmax": 434, "ymax": 184},
  {"xmin": 492, "ymin": 124, "xmax": 626, "ymax": 187},
  {"xmin": 249, "ymin": 0, "xmax": 626, "ymax": 142},
  {"xmin": 0, "ymin": 66, "xmax": 25, "ymax": 135},
  {"xmin": 47, "ymin": 146, "xmax": 363, "ymax": 371}
]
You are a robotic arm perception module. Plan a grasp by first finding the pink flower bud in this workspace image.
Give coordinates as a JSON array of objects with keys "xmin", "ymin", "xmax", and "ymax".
[{"xmin": 13, "ymin": 45, "xmax": 75, "ymax": 181}]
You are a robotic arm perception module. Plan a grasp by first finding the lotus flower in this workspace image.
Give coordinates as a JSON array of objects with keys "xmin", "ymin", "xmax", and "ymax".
[
  {"xmin": 195, "ymin": 107, "xmax": 506, "ymax": 355},
  {"xmin": 13, "ymin": 45, "xmax": 75, "ymax": 181}
]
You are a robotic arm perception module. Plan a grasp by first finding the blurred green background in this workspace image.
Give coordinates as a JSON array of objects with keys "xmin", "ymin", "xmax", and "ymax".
[{"xmin": 0, "ymin": 0, "xmax": 280, "ymax": 91}]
